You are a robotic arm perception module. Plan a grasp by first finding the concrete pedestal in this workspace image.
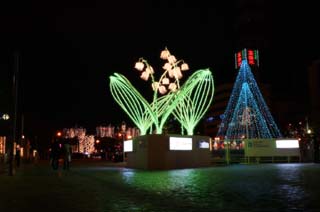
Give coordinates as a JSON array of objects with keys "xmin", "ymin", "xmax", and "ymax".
[{"xmin": 126, "ymin": 134, "xmax": 211, "ymax": 170}]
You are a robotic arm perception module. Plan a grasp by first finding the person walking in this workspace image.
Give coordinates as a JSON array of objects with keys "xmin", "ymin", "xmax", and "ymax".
[
  {"xmin": 15, "ymin": 145, "xmax": 21, "ymax": 168},
  {"xmin": 63, "ymin": 139, "xmax": 72, "ymax": 170},
  {"xmin": 50, "ymin": 140, "xmax": 60, "ymax": 170}
]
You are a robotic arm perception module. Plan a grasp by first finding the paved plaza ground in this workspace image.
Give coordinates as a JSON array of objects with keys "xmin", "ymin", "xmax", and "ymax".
[{"xmin": 1, "ymin": 159, "xmax": 320, "ymax": 212}]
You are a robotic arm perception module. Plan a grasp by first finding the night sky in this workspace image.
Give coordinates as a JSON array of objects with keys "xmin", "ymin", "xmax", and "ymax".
[{"xmin": 1, "ymin": 1, "xmax": 320, "ymax": 142}]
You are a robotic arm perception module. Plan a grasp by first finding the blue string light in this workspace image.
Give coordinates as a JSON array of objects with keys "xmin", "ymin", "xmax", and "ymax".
[{"xmin": 217, "ymin": 60, "xmax": 282, "ymax": 140}]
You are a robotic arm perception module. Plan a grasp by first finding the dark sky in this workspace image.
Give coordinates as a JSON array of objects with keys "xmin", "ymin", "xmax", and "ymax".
[{"xmin": 1, "ymin": 1, "xmax": 320, "ymax": 141}]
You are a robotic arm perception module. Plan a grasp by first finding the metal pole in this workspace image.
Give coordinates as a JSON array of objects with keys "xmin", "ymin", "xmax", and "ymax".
[
  {"xmin": 123, "ymin": 134, "xmax": 125, "ymax": 162},
  {"xmin": 21, "ymin": 114, "xmax": 24, "ymax": 139},
  {"xmin": 226, "ymin": 142, "xmax": 230, "ymax": 165},
  {"xmin": 9, "ymin": 51, "xmax": 19, "ymax": 176}
]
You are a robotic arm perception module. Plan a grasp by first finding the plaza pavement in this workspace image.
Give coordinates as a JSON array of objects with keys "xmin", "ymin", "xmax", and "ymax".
[
  {"xmin": 1, "ymin": 159, "xmax": 320, "ymax": 212},
  {"xmin": 0, "ymin": 159, "xmax": 137, "ymax": 212}
]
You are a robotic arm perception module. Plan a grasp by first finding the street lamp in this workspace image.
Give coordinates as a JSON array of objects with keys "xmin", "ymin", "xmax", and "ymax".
[
  {"xmin": 95, "ymin": 139, "xmax": 100, "ymax": 149},
  {"xmin": 2, "ymin": 113, "xmax": 10, "ymax": 120}
]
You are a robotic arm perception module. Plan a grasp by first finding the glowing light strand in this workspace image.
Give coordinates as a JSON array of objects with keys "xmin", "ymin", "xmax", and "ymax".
[
  {"xmin": 173, "ymin": 69, "xmax": 214, "ymax": 135},
  {"xmin": 217, "ymin": 60, "xmax": 282, "ymax": 140},
  {"xmin": 110, "ymin": 73, "xmax": 153, "ymax": 135},
  {"xmin": 109, "ymin": 48, "xmax": 215, "ymax": 135}
]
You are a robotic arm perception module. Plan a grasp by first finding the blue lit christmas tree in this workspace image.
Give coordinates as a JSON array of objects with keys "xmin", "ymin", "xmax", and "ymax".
[{"xmin": 217, "ymin": 60, "xmax": 282, "ymax": 140}]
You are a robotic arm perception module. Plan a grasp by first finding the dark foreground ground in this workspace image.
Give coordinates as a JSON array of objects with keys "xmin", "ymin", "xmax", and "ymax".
[{"xmin": 1, "ymin": 160, "xmax": 320, "ymax": 212}]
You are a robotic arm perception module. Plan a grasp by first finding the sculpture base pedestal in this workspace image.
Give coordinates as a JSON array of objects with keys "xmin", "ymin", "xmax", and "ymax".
[{"xmin": 126, "ymin": 134, "xmax": 211, "ymax": 170}]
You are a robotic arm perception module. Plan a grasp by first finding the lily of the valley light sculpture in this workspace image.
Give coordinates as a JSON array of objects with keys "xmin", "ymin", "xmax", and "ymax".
[{"xmin": 109, "ymin": 47, "xmax": 214, "ymax": 135}]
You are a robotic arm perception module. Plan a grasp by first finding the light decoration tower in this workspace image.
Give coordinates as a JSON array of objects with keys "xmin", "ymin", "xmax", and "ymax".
[
  {"xmin": 109, "ymin": 47, "xmax": 214, "ymax": 136},
  {"xmin": 217, "ymin": 59, "xmax": 282, "ymax": 140}
]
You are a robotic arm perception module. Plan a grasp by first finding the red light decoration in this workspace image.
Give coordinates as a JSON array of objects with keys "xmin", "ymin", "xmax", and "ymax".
[
  {"xmin": 237, "ymin": 52, "xmax": 242, "ymax": 67},
  {"xmin": 235, "ymin": 49, "xmax": 259, "ymax": 69},
  {"xmin": 248, "ymin": 50, "xmax": 254, "ymax": 65}
]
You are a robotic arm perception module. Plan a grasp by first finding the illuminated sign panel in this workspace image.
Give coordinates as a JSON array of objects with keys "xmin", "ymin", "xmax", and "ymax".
[
  {"xmin": 245, "ymin": 139, "xmax": 300, "ymax": 157},
  {"xmin": 276, "ymin": 139, "xmax": 299, "ymax": 148},
  {"xmin": 124, "ymin": 140, "xmax": 133, "ymax": 152},
  {"xmin": 169, "ymin": 137, "xmax": 192, "ymax": 150},
  {"xmin": 199, "ymin": 140, "xmax": 209, "ymax": 148}
]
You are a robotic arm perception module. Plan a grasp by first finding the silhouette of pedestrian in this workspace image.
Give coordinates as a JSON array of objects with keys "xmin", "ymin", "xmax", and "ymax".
[
  {"xmin": 16, "ymin": 145, "xmax": 21, "ymax": 167},
  {"xmin": 63, "ymin": 139, "xmax": 72, "ymax": 170},
  {"xmin": 50, "ymin": 140, "xmax": 60, "ymax": 170}
]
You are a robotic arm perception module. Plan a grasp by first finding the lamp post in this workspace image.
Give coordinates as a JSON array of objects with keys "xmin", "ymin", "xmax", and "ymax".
[
  {"xmin": 7, "ymin": 51, "xmax": 20, "ymax": 176},
  {"xmin": 95, "ymin": 139, "xmax": 100, "ymax": 157}
]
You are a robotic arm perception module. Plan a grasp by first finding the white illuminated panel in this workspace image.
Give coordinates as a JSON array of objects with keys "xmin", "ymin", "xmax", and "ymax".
[
  {"xmin": 199, "ymin": 140, "xmax": 209, "ymax": 149},
  {"xmin": 169, "ymin": 137, "xmax": 192, "ymax": 150},
  {"xmin": 124, "ymin": 140, "xmax": 133, "ymax": 152},
  {"xmin": 276, "ymin": 139, "xmax": 299, "ymax": 148}
]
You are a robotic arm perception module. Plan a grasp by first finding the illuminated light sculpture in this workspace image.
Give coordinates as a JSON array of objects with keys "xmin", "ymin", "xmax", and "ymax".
[
  {"xmin": 217, "ymin": 59, "xmax": 282, "ymax": 140},
  {"xmin": 172, "ymin": 70, "xmax": 214, "ymax": 135},
  {"xmin": 109, "ymin": 47, "xmax": 214, "ymax": 135}
]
